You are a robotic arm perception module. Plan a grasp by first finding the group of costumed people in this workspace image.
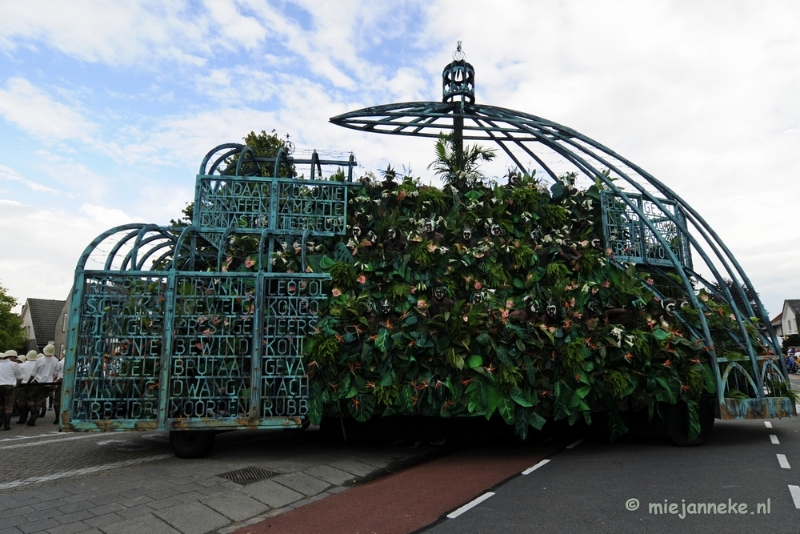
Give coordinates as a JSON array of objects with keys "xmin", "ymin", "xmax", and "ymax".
[{"xmin": 0, "ymin": 344, "xmax": 62, "ymax": 430}]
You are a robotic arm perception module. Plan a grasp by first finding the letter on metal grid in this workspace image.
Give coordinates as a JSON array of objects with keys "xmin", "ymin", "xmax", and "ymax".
[
  {"xmin": 65, "ymin": 147, "xmax": 358, "ymax": 431},
  {"xmin": 600, "ymin": 190, "xmax": 692, "ymax": 268}
]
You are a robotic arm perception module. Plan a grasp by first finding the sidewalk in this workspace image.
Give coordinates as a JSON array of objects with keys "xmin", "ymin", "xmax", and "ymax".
[{"xmin": 0, "ymin": 417, "xmax": 439, "ymax": 534}]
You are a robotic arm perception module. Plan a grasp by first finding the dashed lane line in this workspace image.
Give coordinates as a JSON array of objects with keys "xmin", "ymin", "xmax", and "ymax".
[
  {"xmin": 447, "ymin": 492, "xmax": 495, "ymax": 519},
  {"xmin": 566, "ymin": 439, "xmax": 584, "ymax": 449},
  {"xmin": 0, "ymin": 434, "xmax": 99, "ymax": 450},
  {"xmin": 770, "ymin": 435, "xmax": 780, "ymax": 445},
  {"xmin": 522, "ymin": 459, "xmax": 550, "ymax": 475},
  {"xmin": 0, "ymin": 454, "xmax": 173, "ymax": 489},
  {"xmin": 765, "ymin": 421, "xmax": 773, "ymax": 428},
  {"xmin": 777, "ymin": 454, "xmax": 791, "ymax": 469},
  {"xmin": 789, "ymin": 486, "xmax": 800, "ymax": 509}
]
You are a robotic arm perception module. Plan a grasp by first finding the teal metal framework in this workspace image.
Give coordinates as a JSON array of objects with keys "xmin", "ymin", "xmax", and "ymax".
[
  {"xmin": 330, "ymin": 44, "xmax": 792, "ymax": 420},
  {"xmin": 61, "ymin": 148, "xmax": 359, "ymax": 431}
]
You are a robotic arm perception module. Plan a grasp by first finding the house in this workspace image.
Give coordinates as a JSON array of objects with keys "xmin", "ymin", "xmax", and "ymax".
[
  {"xmin": 20, "ymin": 298, "xmax": 67, "ymax": 353},
  {"xmin": 771, "ymin": 312, "xmax": 783, "ymax": 337},
  {"xmin": 53, "ymin": 292, "xmax": 72, "ymax": 358},
  {"xmin": 775, "ymin": 300, "xmax": 800, "ymax": 339}
]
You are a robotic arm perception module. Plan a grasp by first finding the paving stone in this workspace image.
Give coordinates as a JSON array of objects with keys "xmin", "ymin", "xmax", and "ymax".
[
  {"xmin": 47, "ymin": 522, "xmax": 92, "ymax": 534},
  {"xmin": 154, "ymin": 502, "xmax": 229, "ymax": 534},
  {"xmin": 272, "ymin": 472, "xmax": 330, "ymax": 497},
  {"xmin": 89, "ymin": 503, "xmax": 126, "ymax": 516},
  {"xmin": 200, "ymin": 491, "xmax": 270, "ymax": 522},
  {"xmin": 88, "ymin": 494, "xmax": 123, "ymax": 507},
  {"xmin": 0, "ymin": 526, "xmax": 22, "ymax": 534},
  {"xmin": 328, "ymin": 458, "xmax": 376, "ymax": 477},
  {"xmin": 115, "ymin": 504, "xmax": 154, "ymax": 519},
  {"xmin": 241, "ymin": 479, "xmax": 303, "ymax": 508},
  {"xmin": 304, "ymin": 465, "xmax": 356, "ymax": 486},
  {"xmin": 119, "ymin": 495, "xmax": 152, "ymax": 508},
  {"xmin": 55, "ymin": 510, "xmax": 94, "ymax": 524},
  {"xmin": 58, "ymin": 501, "xmax": 95, "ymax": 514},
  {"xmin": 145, "ymin": 498, "xmax": 184, "ymax": 511},
  {"xmin": 100, "ymin": 513, "xmax": 180, "ymax": 534},
  {"xmin": 1, "ymin": 506, "xmax": 34, "ymax": 519},
  {"xmin": 20, "ymin": 508, "xmax": 57, "ymax": 522},
  {"xmin": 0, "ymin": 516, "xmax": 24, "ymax": 530},
  {"xmin": 83, "ymin": 513, "xmax": 124, "ymax": 529},
  {"xmin": 18, "ymin": 517, "xmax": 60, "ymax": 533}
]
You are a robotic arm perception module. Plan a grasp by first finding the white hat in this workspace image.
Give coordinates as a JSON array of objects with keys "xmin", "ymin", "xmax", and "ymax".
[
  {"xmin": 43, "ymin": 344, "xmax": 55, "ymax": 356},
  {"xmin": 4, "ymin": 350, "xmax": 18, "ymax": 358},
  {"xmin": 26, "ymin": 350, "xmax": 38, "ymax": 361}
]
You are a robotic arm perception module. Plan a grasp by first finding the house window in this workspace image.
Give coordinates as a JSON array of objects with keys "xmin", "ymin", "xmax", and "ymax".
[
  {"xmin": 62, "ymin": 313, "xmax": 67, "ymax": 332},
  {"xmin": 790, "ymin": 320, "xmax": 794, "ymax": 333}
]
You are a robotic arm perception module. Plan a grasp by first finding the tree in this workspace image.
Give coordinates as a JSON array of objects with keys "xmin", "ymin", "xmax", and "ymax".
[
  {"xmin": 428, "ymin": 132, "xmax": 495, "ymax": 191},
  {"xmin": 0, "ymin": 283, "xmax": 25, "ymax": 352}
]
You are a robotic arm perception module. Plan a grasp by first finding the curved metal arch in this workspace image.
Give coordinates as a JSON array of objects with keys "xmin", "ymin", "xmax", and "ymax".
[{"xmin": 330, "ymin": 100, "xmax": 782, "ymax": 380}]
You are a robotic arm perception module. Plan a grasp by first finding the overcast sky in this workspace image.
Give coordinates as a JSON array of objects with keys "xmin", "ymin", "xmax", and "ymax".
[{"xmin": 0, "ymin": 0, "xmax": 798, "ymax": 318}]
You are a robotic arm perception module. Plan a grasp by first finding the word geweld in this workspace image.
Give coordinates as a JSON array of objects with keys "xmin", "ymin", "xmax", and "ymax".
[{"xmin": 649, "ymin": 498, "xmax": 770, "ymax": 518}]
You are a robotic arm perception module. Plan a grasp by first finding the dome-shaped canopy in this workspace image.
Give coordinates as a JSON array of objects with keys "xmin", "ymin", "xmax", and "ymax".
[{"xmin": 330, "ymin": 44, "xmax": 788, "ymax": 418}]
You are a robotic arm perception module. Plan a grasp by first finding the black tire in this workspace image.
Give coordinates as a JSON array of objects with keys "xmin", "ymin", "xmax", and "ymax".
[{"xmin": 169, "ymin": 430, "xmax": 215, "ymax": 459}]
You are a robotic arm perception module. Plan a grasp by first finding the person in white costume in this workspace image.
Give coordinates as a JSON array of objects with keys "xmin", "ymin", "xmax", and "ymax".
[
  {"xmin": 26, "ymin": 344, "xmax": 59, "ymax": 426},
  {"xmin": 0, "ymin": 351, "xmax": 22, "ymax": 430},
  {"xmin": 15, "ymin": 350, "xmax": 37, "ymax": 424}
]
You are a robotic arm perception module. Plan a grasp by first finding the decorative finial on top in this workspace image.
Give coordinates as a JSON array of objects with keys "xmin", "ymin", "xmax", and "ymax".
[
  {"xmin": 453, "ymin": 41, "xmax": 465, "ymax": 61},
  {"xmin": 442, "ymin": 41, "xmax": 475, "ymax": 105},
  {"xmin": 284, "ymin": 133, "xmax": 295, "ymax": 155}
]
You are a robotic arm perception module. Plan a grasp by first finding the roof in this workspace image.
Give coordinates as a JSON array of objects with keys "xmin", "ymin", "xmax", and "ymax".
[
  {"xmin": 771, "ymin": 312, "xmax": 783, "ymax": 325},
  {"xmin": 787, "ymin": 300, "xmax": 800, "ymax": 316},
  {"xmin": 25, "ymin": 298, "xmax": 66, "ymax": 346}
]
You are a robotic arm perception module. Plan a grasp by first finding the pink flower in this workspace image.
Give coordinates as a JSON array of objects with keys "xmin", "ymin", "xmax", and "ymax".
[
  {"xmin": 417, "ymin": 299, "xmax": 427, "ymax": 309},
  {"xmin": 463, "ymin": 315, "xmax": 469, "ymax": 322},
  {"xmin": 474, "ymin": 281, "xmax": 482, "ymax": 290},
  {"xmin": 245, "ymin": 257, "xmax": 256, "ymax": 268},
  {"xmin": 427, "ymin": 242, "xmax": 437, "ymax": 252},
  {"xmin": 357, "ymin": 275, "xmax": 367, "ymax": 284},
  {"xmin": 332, "ymin": 288, "xmax": 342, "ymax": 297}
]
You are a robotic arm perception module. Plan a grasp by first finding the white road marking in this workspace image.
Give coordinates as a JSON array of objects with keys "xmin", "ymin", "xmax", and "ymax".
[
  {"xmin": 522, "ymin": 459, "xmax": 551, "ymax": 475},
  {"xmin": 789, "ymin": 485, "xmax": 800, "ymax": 508},
  {"xmin": 0, "ymin": 431, "xmax": 66, "ymax": 443},
  {"xmin": 777, "ymin": 454, "xmax": 791, "ymax": 469},
  {"xmin": 765, "ymin": 421, "xmax": 773, "ymax": 428},
  {"xmin": 770, "ymin": 435, "xmax": 780, "ymax": 445},
  {"xmin": 97, "ymin": 439, "xmax": 126, "ymax": 446},
  {"xmin": 447, "ymin": 492, "xmax": 495, "ymax": 519},
  {"xmin": 566, "ymin": 439, "xmax": 585, "ymax": 449},
  {"xmin": 0, "ymin": 434, "xmax": 98, "ymax": 450},
  {"xmin": 0, "ymin": 454, "xmax": 173, "ymax": 489}
]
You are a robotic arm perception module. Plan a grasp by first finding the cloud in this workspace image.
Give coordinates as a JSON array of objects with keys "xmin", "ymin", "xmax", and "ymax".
[
  {"xmin": 0, "ymin": 198, "xmax": 142, "ymax": 306},
  {"xmin": 0, "ymin": 77, "xmax": 97, "ymax": 142},
  {"xmin": 0, "ymin": 163, "xmax": 62, "ymax": 194}
]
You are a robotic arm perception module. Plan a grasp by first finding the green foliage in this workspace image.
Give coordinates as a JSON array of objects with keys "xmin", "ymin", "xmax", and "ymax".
[
  {"xmin": 328, "ymin": 262, "xmax": 357, "ymax": 289},
  {"xmin": 0, "ymin": 283, "xmax": 25, "ymax": 352},
  {"xmin": 428, "ymin": 132, "xmax": 496, "ymax": 190}
]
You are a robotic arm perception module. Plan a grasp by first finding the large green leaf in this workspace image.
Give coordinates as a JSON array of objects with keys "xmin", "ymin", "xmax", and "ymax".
[
  {"xmin": 307, "ymin": 397, "xmax": 322, "ymax": 426},
  {"xmin": 498, "ymin": 398, "xmax": 515, "ymax": 424},
  {"xmin": 509, "ymin": 387, "xmax": 533, "ymax": 407},
  {"xmin": 348, "ymin": 394, "xmax": 375, "ymax": 422}
]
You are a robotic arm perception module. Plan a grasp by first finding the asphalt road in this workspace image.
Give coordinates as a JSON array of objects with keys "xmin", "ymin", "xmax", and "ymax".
[{"xmin": 421, "ymin": 415, "xmax": 800, "ymax": 534}]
